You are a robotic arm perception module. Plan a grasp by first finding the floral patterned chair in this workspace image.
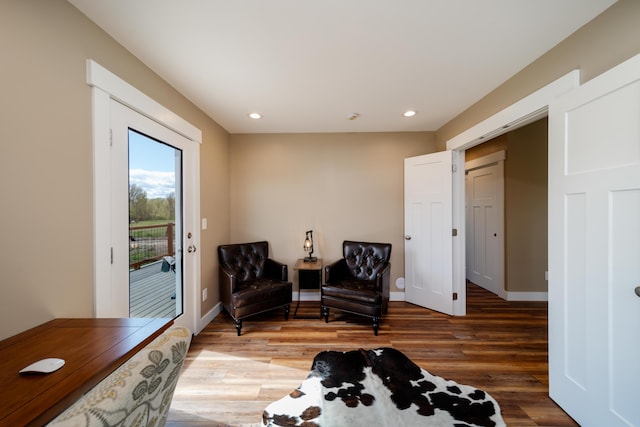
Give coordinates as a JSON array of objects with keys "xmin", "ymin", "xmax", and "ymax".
[{"xmin": 47, "ymin": 326, "xmax": 191, "ymax": 427}]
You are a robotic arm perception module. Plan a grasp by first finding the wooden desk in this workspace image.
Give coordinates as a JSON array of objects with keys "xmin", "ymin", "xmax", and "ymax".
[
  {"xmin": 293, "ymin": 258, "xmax": 323, "ymax": 318},
  {"xmin": 0, "ymin": 317, "xmax": 173, "ymax": 426}
]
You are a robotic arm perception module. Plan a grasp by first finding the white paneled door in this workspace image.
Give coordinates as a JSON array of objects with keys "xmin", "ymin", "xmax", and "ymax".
[
  {"xmin": 548, "ymin": 53, "xmax": 640, "ymax": 426},
  {"xmin": 465, "ymin": 158, "xmax": 505, "ymax": 298},
  {"xmin": 404, "ymin": 151, "xmax": 454, "ymax": 315}
]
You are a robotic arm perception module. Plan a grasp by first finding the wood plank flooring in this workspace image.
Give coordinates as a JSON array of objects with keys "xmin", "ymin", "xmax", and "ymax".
[{"xmin": 167, "ymin": 283, "xmax": 578, "ymax": 427}]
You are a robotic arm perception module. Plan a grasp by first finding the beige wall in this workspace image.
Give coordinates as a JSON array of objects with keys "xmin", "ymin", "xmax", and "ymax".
[
  {"xmin": 229, "ymin": 132, "xmax": 436, "ymax": 292},
  {"xmin": 436, "ymin": 0, "xmax": 640, "ymax": 147},
  {"xmin": 0, "ymin": 0, "xmax": 229, "ymax": 340},
  {"xmin": 505, "ymin": 119, "xmax": 548, "ymax": 293}
]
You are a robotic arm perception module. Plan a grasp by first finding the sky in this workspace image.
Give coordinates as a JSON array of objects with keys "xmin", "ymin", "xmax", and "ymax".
[{"xmin": 128, "ymin": 130, "xmax": 179, "ymax": 199}]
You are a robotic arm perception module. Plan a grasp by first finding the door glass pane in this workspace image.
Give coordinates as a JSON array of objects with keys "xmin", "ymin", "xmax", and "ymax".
[{"xmin": 128, "ymin": 129, "xmax": 183, "ymax": 318}]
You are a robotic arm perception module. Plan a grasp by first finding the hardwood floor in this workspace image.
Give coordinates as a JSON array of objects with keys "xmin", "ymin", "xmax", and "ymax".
[{"xmin": 167, "ymin": 283, "xmax": 578, "ymax": 427}]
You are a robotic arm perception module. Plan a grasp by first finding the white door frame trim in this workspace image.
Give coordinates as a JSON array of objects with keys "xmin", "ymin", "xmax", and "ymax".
[
  {"xmin": 446, "ymin": 70, "xmax": 579, "ymax": 152},
  {"xmin": 86, "ymin": 60, "xmax": 202, "ymax": 143},
  {"xmin": 465, "ymin": 150, "xmax": 506, "ymax": 171},
  {"xmin": 446, "ymin": 69, "xmax": 580, "ymax": 315},
  {"xmin": 87, "ymin": 60, "xmax": 202, "ymax": 333}
]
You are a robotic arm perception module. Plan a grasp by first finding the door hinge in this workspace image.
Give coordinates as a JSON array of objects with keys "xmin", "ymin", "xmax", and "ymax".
[
  {"xmin": 452, "ymin": 164, "xmax": 457, "ymax": 173},
  {"xmin": 109, "ymin": 129, "xmax": 113, "ymax": 147},
  {"xmin": 110, "ymin": 247, "xmax": 114, "ymax": 264},
  {"xmin": 453, "ymin": 292, "xmax": 458, "ymax": 301},
  {"xmin": 452, "ymin": 228, "xmax": 458, "ymax": 236}
]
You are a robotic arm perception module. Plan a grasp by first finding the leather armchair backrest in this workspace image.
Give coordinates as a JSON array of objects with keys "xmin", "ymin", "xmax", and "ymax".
[
  {"xmin": 218, "ymin": 241, "xmax": 269, "ymax": 281},
  {"xmin": 343, "ymin": 240, "xmax": 392, "ymax": 281}
]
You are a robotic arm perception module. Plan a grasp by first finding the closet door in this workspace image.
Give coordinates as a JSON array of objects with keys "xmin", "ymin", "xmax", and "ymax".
[
  {"xmin": 465, "ymin": 153, "xmax": 505, "ymax": 298},
  {"xmin": 548, "ymin": 53, "xmax": 640, "ymax": 426}
]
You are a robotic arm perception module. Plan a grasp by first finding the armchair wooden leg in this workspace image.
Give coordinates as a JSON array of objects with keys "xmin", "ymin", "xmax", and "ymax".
[
  {"xmin": 235, "ymin": 319, "xmax": 242, "ymax": 336},
  {"xmin": 373, "ymin": 317, "xmax": 380, "ymax": 336},
  {"xmin": 284, "ymin": 304, "xmax": 290, "ymax": 320},
  {"xmin": 322, "ymin": 307, "xmax": 329, "ymax": 323}
]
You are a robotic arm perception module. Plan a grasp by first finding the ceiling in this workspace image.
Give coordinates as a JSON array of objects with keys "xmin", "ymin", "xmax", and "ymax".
[{"xmin": 67, "ymin": 0, "xmax": 616, "ymax": 134}]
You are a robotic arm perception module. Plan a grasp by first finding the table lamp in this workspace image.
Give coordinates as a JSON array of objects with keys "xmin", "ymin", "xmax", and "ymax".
[{"xmin": 303, "ymin": 230, "xmax": 317, "ymax": 262}]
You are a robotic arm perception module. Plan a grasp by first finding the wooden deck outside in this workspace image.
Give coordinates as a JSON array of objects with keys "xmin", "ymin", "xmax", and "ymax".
[{"xmin": 129, "ymin": 261, "xmax": 177, "ymax": 318}]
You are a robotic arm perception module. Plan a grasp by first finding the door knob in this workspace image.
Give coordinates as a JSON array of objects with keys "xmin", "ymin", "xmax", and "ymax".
[
  {"xmin": 635, "ymin": 286, "xmax": 640, "ymax": 298},
  {"xmin": 405, "ymin": 235, "xmax": 412, "ymax": 240}
]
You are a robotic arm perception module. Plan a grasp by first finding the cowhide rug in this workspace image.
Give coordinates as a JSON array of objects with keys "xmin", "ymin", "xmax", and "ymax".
[{"xmin": 262, "ymin": 347, "xmax": 505, "ymax": 427}]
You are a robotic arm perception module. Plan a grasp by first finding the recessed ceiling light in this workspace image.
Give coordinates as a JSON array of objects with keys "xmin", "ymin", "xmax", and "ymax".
[
  {"xmin": 403, "ymin": 110, "xmax": 417, "ymax": 117},
  {"xmin": 248, "ymin": 112, "xmax": 262, "ymax": 119}
]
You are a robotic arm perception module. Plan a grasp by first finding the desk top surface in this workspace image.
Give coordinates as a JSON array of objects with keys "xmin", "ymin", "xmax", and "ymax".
[{"xmin": 0, "ymin": 317, "xmax": 173, "ymax": 426}]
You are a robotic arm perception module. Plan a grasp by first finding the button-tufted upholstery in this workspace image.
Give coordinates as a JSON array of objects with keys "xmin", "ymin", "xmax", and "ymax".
[
  {"xmin": 218, "ymin": 241, "xmax": 292, "ymax": 336},
  {"xmin": 321, "ymin": 241, "xmax": 391, "ymax": 335}
]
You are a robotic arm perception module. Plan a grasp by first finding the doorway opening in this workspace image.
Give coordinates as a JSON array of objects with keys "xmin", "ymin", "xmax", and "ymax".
[
  {"xmin": 128, "ymin": 129, "xmax": 183, "ymax": 319},
  {"xmin": 463, "ymin": 118, "xmax": 548, "ymax": 301},
  {"xmin": 447, "ymin": 70, "xmax": 579, "ymax": 316}
]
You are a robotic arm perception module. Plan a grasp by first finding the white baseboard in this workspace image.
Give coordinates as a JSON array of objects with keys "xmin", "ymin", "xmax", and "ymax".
[
  {"xmin": 390, "ymin": 291, "xmax": 405, "ymax": 301},
  {"xmin": 294, "ymin": 290, "xmax": 321, "ymax": 301},
  {"xmin": 196, "ymin": 302, "xmax": 223, "ymax": 335},
  {"xmin": 294, "ymin": 291, "xmax": 407, "ymax": 302},
  {"xmin": 506, "ymin": 291, "xmax": 548, "ymax": 301}
]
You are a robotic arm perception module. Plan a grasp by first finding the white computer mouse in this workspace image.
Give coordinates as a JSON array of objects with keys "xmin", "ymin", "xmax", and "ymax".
[{"xmin": 19, "ymin": 358, "xmax": 65, "ymax": 374}]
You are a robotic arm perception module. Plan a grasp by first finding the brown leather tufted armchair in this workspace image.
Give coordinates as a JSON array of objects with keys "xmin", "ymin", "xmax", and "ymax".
[
  {"xmin": 321, "ymin": 240, "xmax": 392, "ymax": 335},
  {"xmin": 218, "ymin": 241, "xmax": 292, "ymax": 336}
]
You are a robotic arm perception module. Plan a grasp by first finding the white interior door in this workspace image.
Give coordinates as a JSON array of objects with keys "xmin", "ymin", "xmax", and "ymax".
[
  {"xmin": 465, "ymin": 155, "xmax": 505, "ymax": 298},
  {"xmin": 548, "ymin": 53, "xmax": 640, "ymax": 426},
  {"xmin": 404, "ymin": 151, "xmax": 454, "ymax": 315}
]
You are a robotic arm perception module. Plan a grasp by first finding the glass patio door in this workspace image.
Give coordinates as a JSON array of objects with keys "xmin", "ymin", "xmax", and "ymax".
[
  {"xmin": 108, "ymin": 99, "xmax": 199, "ymax": 330},
  {"xmin": 128, "ymin": 130, "xmax": 183, "ymax": 319}
]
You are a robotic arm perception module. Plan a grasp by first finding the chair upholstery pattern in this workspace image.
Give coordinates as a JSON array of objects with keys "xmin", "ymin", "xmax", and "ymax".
[
  {"xmin": 218, "ymin": 241, "xmax": 293, "ymax": 335},
  {"xmin": 47, "ymin": 326, "xmax": 192, "ymax": 427},
  {"xmin": 322, "ymin": 241, "xmax": 391, "ymax": 335},
  {"xmin": 344, "ymin": 242, "xmax": 391, "ymax": 281}
]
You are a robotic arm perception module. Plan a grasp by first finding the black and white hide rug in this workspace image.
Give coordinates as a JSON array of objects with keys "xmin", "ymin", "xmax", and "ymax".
[{"xmin": 262, "ymin": 347, "xmax": 505, "ymax": 427}]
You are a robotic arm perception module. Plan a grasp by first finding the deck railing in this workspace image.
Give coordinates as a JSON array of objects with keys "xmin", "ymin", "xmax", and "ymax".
[{"xmin": 129, "ymin": 223, "xmax": 175, "ymax": 270}]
